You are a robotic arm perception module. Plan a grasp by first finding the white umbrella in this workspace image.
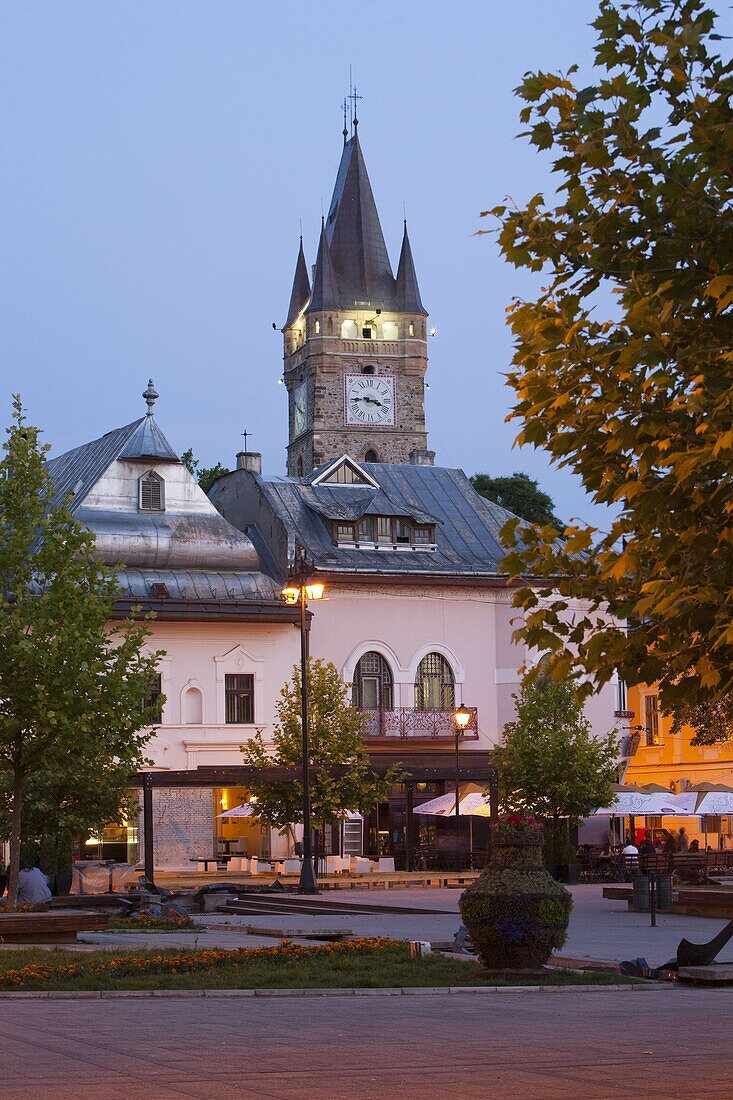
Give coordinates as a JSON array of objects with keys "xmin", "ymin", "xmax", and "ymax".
[
  {"xmin": 413, "ymin": 790, "xmax": 490, "ymax": 817},
  {"xmin": 592, "ymin": 790, "xmax": 679, "ymax": 816},
  {"xmin": 687, "ymin": 784, "xmax": 733, "ymax": 815},
  {"xmin": 217, "ymin": 803, "xmax": 258, "ymax": 819}
]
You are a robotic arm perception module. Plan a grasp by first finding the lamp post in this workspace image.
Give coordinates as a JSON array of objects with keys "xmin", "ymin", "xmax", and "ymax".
[
  {"xmin": 282, "ymin": 552, "xmax": 325, "ymax": 895},
  {"xmin": 452, "ymin": 705, "xmax": 472, "ymax": 871}
]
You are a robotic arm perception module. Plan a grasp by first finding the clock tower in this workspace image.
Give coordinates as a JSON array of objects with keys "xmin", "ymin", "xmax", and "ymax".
[{"xmin": 282, "ymin": 121, "xmax": 432, "ymax": 477}]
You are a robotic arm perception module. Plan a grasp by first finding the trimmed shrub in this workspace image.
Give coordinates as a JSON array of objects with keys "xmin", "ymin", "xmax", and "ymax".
[{"xmin": 460, "ymin": 817, "xmax": 572, "ymax": 969}]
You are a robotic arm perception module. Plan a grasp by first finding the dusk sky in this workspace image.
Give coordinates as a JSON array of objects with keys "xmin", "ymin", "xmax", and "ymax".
[{"xmin": 2, "ymin": 2, "xmax": 729, "ymax": 525}]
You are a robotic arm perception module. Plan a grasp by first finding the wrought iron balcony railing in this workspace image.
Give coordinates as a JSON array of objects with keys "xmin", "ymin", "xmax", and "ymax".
[{"xmin": 361, "ymin": 707, "xmax": 479, "ymax": 741}]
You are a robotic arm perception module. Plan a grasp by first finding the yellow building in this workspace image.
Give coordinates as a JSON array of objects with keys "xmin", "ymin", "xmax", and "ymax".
[{"xmin": 625, "ymin": 684, "xmax": 733, "ymax": 847}]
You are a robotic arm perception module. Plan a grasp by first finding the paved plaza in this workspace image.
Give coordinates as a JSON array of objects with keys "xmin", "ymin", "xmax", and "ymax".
[
  {"xmin": 72, "ymin": 884, "xmax": 733, "ymax": 968},
  {"xmin": 2, "ymin": 886, "xmax": 733, "ymax": 1098},
  {"xmin": 1, "ymin": 987, "xmax": 732, "ymax": 1099}
]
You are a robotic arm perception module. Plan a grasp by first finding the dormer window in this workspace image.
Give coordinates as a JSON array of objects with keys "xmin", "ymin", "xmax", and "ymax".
[
  {"xmin": 139, "ymin": 470, "xmax": 165, "ymax": 512},
  {"xmin": 313, "ymin": 456, "xmax": 380, "ymax": 488},
  {"xmin": 332, "ymin": 516, "xmax": 436, "ymax": 549}
]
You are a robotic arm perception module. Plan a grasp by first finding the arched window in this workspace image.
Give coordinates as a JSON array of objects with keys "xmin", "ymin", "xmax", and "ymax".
[
  {"xmin": 139, "ymin": 470, "xmax": 164, "ymax": 512},
  {"xmin": 364, "ymin": 449, "xmax": 378, "ymax": 463},
  {"xmin": 353, "ymin": 652, "xmax": 393, "ymax": 711},
  {"xmin": 182, "ymin": 687, "xmax": 203, "ymax": 724},
  {"xmin": 414, "ymin": 653, "xmax": 455, "ymax": 711},
  {"xmin": 341, "ymin": 319, "xmax": 358, "ymax": 339}
]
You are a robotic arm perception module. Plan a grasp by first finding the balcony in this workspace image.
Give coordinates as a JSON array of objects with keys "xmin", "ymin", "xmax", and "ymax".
[{"xmin": 361, "ymin": 707, "xmax": 479, "ymax": 741}]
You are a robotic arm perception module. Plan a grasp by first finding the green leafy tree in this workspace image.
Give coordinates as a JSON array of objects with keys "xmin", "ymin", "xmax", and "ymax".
[
  {"xmin": 180, "ymin": 448, "xmax": 230, "ymax": 494},
  {"xmin": 0, "ymin": 399, "xmax": 163, "ymax": 907},
  {"xmin": 242, "ymin": 659, "xmax": 402, "ymax": 847},
  {"xmin": 471, "ymin": 472, "xmax": 562, "ymax": 528},
  {"xmin": 500, "ymin": 680, "xmax": 619, "ymax": 848},
  {"xmin": 484, "ymin": 0, "xmax": 733, "ymax": 713},
  {"xmin": 671, "ymin": 692, "xmax": 733, "ymax": 746}
]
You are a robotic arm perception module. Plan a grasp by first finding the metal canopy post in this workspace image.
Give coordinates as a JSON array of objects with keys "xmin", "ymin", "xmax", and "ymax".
[
  {"xmin": 405, "ymin": 780, "xmax": 415, "ymax": 872},
  {"xmin": 143, "ymin": 773, "xmax": 155, "ymax": 886}
]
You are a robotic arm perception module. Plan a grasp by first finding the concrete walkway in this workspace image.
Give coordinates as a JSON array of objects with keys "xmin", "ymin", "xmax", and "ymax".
[{"xmin": 70, "ymin": 884, "xmax": 733, "ymax": 966}]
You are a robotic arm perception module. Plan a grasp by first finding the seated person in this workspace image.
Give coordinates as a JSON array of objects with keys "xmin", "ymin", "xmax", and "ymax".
[
  {"xmin": 689, "ymin": 839, "xmax": 701, "ymax": 852},
  {"xmin": 17, "ymin": 863, "xmax": 52, "ymax": 905}
]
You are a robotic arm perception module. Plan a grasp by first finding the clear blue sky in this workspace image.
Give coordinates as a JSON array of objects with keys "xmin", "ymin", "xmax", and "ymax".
[{"xmin": 2, "ymin": 2, "xmax": 729, "ymax": 524}]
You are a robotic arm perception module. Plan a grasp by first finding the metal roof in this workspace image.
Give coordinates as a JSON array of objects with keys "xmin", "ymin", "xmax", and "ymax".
[
  {"xmin": 309, "ymin": 220, "xmax": 341, "ymax": 312},
  {"xmin": 395, "ymin": 223, "xmax": 427, "ymax": 316},
  {"xmin": 119, "ymin": 415, "xmax": 180, "ymax": 462},
  {"xmin": 256, "ymin": 462, "xmax": 515, "ymax": 577},
  {"xmin": 115, "ymin": 568, "xmax": 282, "ymax": 603},
  {"xmin": 46, "ymin": 407, "xmax": 287, "ymax": 615},
  {"xmin": 46, "ymin": 418, "xmax": 151, "ymax": 514},
  {"xmin": 314, "ymin": 132, "xmax": 397, "ymax": 311},
  {"xmin": 284, "ymin": 236, "xmax": 311, "ymax": 328}
]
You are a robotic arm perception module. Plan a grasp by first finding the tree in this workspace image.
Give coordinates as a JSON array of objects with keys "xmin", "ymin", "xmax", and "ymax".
[
  {"xmin": 470, "ymin": 472, "xmax": 562, "ymax": 528},
  {"xmin": 180, "ymin": 448, "xmax": 230, "ymax": 494},
  {"xmin": 484, "ymin": 0, "xmax": 733, "ymax": 713},
  {"xmin": 500, "ymin": 679, "xmax": 619, "ymax": 833},
  {"xmin": 670, "ymin": 692, "xmax": 733, "ymax": 746},
  {"xmin": 242, "ymin": 659, "xmax": 402, "ymax": 848},
  {"xmin": 0, "ymin": 399, "xmax": 163, "ymax": 908}
]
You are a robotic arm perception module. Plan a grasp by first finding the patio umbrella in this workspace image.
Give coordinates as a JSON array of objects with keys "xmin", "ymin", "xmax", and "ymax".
[
  {"xmin": 217, "ymin": 803, "xmax": 258, "ymax": 819},
  {"xmin": 688, "ymin": 783, "xmax": 733, "ymax": 815},
  {"xmin": 413, "ymin": 785, "xmax": 489, "ymax": 817},
  {"xmin": 591, "ymin": 785, "xmax": 679, "ymax": 816}
]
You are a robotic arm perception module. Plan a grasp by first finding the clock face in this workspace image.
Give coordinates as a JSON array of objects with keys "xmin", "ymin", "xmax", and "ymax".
[
  {"xmin": 345, "ymin": 375, "xmax": 395, "ymax": 426},
  {"xmin": 293, "ymin": 381, "xmax": 307, "ymax": 436}
]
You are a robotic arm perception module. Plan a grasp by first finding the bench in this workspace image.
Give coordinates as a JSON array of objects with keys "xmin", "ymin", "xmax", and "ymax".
[{"xmin": 0, "ymin": 910, "xmax": 109, "ymax": 943}]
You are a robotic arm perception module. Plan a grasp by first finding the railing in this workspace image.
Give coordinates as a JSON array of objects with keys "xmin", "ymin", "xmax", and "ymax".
[
  {"xmin": 361, "ymin": 707, "xmax": 479, "ymax": 741},
  {"xmin": 340, "ymin": 340, "xmax": 400, "ymax": 355}
]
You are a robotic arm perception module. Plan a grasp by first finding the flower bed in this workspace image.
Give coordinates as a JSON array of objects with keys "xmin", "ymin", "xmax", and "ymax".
[{"xmin": 0, "ymin": 938, "xmax": 398, "ymax": 990}]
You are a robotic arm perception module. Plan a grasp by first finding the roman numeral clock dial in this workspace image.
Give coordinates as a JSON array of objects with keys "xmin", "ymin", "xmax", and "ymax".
[{"xmin": 344, "ymin": 375, "xmax": 395, "ymax": 426}]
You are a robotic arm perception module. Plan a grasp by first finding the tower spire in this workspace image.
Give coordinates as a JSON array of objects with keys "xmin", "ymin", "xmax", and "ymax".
[
  {"xmin": 284, "ymin": 235, "xmax": 311, "ymax": 328},
  {"xmin": 309, "ymin": 219, "xmax": 339, "ymax": 311},
  {"xmin": 395, "ymin": 221, "xmax": 427, "ymax": 315}
]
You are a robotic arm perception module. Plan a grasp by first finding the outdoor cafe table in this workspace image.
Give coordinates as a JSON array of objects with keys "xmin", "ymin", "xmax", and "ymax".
[{"xmin": 189, "ymin": 856, "xmax": 232, "ymax": 871}]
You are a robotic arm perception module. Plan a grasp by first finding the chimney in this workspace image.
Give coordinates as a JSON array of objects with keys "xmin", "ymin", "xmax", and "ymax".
[
  {"xmin": 236, "ymin": 451, "xmax": 262, "ymax": 474},
  {"xmin": 409, "ymin": 448, "xmax": 436, "ymax": 467}
]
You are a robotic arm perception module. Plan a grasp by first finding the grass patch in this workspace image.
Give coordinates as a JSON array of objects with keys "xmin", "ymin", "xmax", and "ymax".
[
  {"xmin": 0, "ymin": 942, "xmax": 638, "ymax": 992},
  {"xmin": 106, "ymin": 919, "xmax": 198, "ymax": 933}
]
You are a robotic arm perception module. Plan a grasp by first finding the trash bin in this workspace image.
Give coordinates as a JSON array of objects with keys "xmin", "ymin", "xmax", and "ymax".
[
  {"xmin": 657, "ymin": 873, "xmax": 673, "ymax": 911},
  {"xmin": 633, "ymin": 873, "xmax": 650, "ymax": 910}
]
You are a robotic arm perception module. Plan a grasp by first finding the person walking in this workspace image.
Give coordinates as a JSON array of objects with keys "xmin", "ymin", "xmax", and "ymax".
[{"xmin": 677, "ymin": 827, "xmax": 689, "ymax": 853}]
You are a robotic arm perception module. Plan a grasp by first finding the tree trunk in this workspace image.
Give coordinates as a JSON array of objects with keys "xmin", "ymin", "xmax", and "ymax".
[{"xmin": 7, "ymin": 769, "xmax": 24, "ymax": 911}]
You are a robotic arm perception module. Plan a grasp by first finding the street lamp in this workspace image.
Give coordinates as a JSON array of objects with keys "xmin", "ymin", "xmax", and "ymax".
[
  {"xmin": 452, "ymin": 705, "xmax": 473, "ymax": 870},
  {"xmin": 282, "ymin": 551, "xmax": 325, "ymax": 894}
]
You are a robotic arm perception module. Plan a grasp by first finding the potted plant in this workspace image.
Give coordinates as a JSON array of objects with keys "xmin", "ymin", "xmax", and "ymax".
[{"xmin": 459, "ymin": 814, "xmax": 573, "ymax": 970}]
